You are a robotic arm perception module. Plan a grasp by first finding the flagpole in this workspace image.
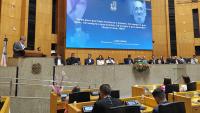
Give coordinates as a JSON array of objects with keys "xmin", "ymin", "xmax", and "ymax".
[{"xmin": 1, "ymin": 35, "xmax": 8, "ymax": 67}]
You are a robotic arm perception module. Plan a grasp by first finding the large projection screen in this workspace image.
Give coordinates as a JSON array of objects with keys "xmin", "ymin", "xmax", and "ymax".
[{"xmin": 66, "ymin": 0, "xmax": 152, "ymax": 50}]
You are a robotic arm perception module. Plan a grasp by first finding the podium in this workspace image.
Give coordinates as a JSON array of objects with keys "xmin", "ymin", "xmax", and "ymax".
[{"xmin": 24, "ymin": 50, "xmax": 45, "ymax": 57}]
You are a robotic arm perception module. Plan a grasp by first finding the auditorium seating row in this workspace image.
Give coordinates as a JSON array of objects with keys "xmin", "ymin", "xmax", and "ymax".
[{"xmin": 50, "ymin": 82, "xmax": 200, "ymax": 113}]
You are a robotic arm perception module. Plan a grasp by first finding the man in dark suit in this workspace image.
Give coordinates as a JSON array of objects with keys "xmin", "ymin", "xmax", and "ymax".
[
  {"xmin": 92, "ymin": 84, "xmax": 124, "ymax": 113},
  {"xmin": 124, "ymin": 54, "xmax": 134, "ymax": 64},
  {"xmin": 152, "ymin": 87, "xmax": 168, "ymax": 113},
  {"xmin": 66, "ymin": 53, "xmax": 80, "ymax": 65},
  {"xmin": 85, "ymin": 54, "xmax": 94, "ymax": 65},
  {"xmin": 13, "ymin": 36, "xmax": 26, "ymax": 58},
  {"xmin": 54, "ymin": 54, "xmax": 65, "ymax": 66}
]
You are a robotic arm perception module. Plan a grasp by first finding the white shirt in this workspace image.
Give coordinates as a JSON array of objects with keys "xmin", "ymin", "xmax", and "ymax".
[
  {"xmin": 97, "ymin": 60, "xmax": 105, "ymax": 65},
  {"xmin": 57, "ymin": 59, "xmax": 62, "ymax": 66},
  {"xmin": 179, "ymin": 84, "xmax": 187, "ymax": 92},
  {"xmin": 106, "ymin": 59, "xmax": 115, "ymax": 64},
  {"xmin": 191, "ymin": 59, "xmax": 196, "ymax": 64},
  {"xmin": 20, "ymin": 42, "xmax": 25, "ymax": 50}
]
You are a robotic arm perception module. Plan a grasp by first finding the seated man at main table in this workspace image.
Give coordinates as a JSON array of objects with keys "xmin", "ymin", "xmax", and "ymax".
[
  {"xmin": 152, "ymin": 87, "xmax": 168, "ymax": 113},
  {"xmin": 66, "ymin": 53, "xmax": 80, "ymax": 65},
  {"xmin": 105, "ymin": 56, "xmax": 115, "ymax": 65},
  {"xmin": 92, "ymin": 84, "xmax": 124, "ymax": 113},
  {"xmin": 124, "ymin": 54, "xmax": 134, "ymax": 64},
  {"xmin": 85, "ymin": 54, "xmax": 94, "ymax": 65}
]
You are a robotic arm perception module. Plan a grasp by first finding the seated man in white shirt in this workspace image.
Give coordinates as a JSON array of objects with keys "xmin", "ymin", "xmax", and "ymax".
[
  {"xmin": 96, "ymin": 55, "xmax": 105, "ymax": 65},
  {"xmin": 191, "ymin": 55, "xmax": 198, "ymax": 64},
  {"xmin": 105, "ymin": 56, "xmax": 115, "ymax": 65}
]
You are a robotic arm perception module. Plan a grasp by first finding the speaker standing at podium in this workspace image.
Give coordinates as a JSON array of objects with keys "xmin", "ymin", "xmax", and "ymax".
[{"xmin": 13, "ymin": 36, "xmax": 26, "ymax": 58}]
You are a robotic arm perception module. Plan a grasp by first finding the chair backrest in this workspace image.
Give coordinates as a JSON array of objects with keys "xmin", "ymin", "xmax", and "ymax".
[
  {"xmin": 165, "ymin": 84, "xmax": 179, "ymax": 93},
  {"xmin": 187, "ymin": 82, "xmax": 196, "ymax": 91},
  {"xmin": 163, "ymin": 78, "xmax": 172, "ymax": 86},
  {"xmin": 69, "ymin": 92, "xmax": 90, "ymax": 103},
  {"xmin": 111, "ymin": 90, "xmax": 120, "ymax": 98},
  {"xmin": 107, "ymin": 105, "xmax": 141, "ymax": 113},
  {"xmin": 159, "ymin": 102, "xmax": 186, "ymax": 113}
]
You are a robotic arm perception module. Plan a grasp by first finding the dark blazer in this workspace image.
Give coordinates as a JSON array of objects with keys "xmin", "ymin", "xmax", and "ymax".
[
  {"xmin": 66, "ymin": 57, "xmax": 80, "ymax": 65},
  {"xmin": 92, "ymin": 96, "xmax": 124, "ymax": 113},
  {"xmin": 124, "ymin": 58, "xmax": 134, "ymax": 64},
  {"xmin": 13, "ymin": 41, "xmax": 25, "ymax": 58},
  {"xmin": 84, "ymin": 58, "xmax": 94, "ymax": 65},
  {"xmin": 152, "ymin": 101, "xmax": 168, "ymax": 113}
]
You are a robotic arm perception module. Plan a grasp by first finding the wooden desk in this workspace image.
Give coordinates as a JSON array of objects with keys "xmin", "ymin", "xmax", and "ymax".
[
  {"xmin": 168, "ymin": 91, "xmax": 200, "ymax": 113},
  {"xmin": 120, "ymin": 96, "xmax": 157, "ymax": 108},
  {"xmin": 50, "ymin": 89, "xmax": 99, "ymax": 113},
  {"xmin": 0, "ymin": 96, "xmax": 10, "ymax": 113},
  {"xmin": 132, "ymin": 82, "xmax": 200, "ymax": 97},
  {"xmin": 62, "ymin": 89, "xmax": 99, "ymax": 94},
  {"xmin": 132, "ymin": 84, "xmax": 161, "ymax": 97},
  {"xmin": 68, "ymin": 96, "xmax": 156, "ymax": 113},
  {"xmin": 196, "ymin": 81, "xmax": 200, "ymax": 90},
  {"xmin": 24, "ymin": 50, "xmax": 44, "ymax": 57}
]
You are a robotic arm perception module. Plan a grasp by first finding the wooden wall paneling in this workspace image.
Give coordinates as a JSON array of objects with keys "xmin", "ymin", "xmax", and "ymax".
[
  {"xmin": 0, "ymin": 0, "xmax": 22, "ymax": 57},
  {"xmin": 35, "ymin": 0, "xmax": 52, "ymax": 56},
  {"xmin": 175, "ymin": 3, "xmax": 195, "ymax": 57},
  {"xmin": 151, "ymin": 0, "xmax": 168, "ymax": 57},
  {"xmin": 57, "ymin": 0, "xmax": 66, "ymax": 58}
]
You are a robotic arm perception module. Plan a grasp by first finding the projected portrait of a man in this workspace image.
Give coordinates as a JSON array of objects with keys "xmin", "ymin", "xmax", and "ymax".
[
  {"xmin": 67, "ymin": 0, "xmax": 89, "ymax": 47},
  {"xmin": 130, "ymin": 0, "xmax": 147, "ymax": 24},
  {"xmin": 67, "ymin": 0, "xmax": 87, "ymax": 21}
]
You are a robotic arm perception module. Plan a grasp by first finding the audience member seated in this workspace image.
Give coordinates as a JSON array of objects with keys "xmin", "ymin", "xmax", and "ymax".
[
  {"xmin": 72, "ymin": 86, "xmax": 81, "ymax": 93},
  {"xmin": 54, "ymin": 54, "xmax": 65, "ymax": 66},
  {"xmin": 174, "ymin": 56, "xmax": 182, "ymax": 64},
  {"xmin": 142, "ymin": 56, "xmax": 148, "ymax": 64},
  {"xmin": 158, "ymin": 56, "xmax": 165, "ymax": 64},
  {"xmin": 152, "ymin": 87, "xmax": 168, "ymax": 113},
  {"xmin": 92, "ymin": 84, "xmax": 124, "ymax": 113},
  {"xmin": 165, "ymin": 56, "xmax": 173, "ymax": 64},
  {"xmin": 191, "ymin": 55, "xmax": 199, "ymax": 64},
  {"xmin": 105, "ymin": 56, "xmax": 115, "ymax": 65},
  {"xmin": 134, "ymin": 56, "xmax": 143, "ymax": 64},
  {"xmin": 149, "ymin": 55, "xmax": 158, "ymax": 64},
  {"xmin": 13, "ymin": 36, "xmax": 26, "ymax": 58},
  {"xmin": 179, "ymin": 56, "xmax": 185, "ymax": 64},
  {"xmin": 124, "ymin": 54, "xmax": 134, "ymax": 64},
  {"xmin": 66, "ymin": 53, "xmax": 80, "ymax": 65},
  {"xmin": 85, "ymin": 54, "xmax": 94, "ymax": 65},
  {"xmin": 96, "ymin": 55, "xmax": 105, "ymax": 65}
]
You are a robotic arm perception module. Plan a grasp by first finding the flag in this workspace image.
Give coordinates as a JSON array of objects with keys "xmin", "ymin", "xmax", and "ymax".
[{"xmin": 1, "ymin": 37, "xmax": 8, "ymax": 67}]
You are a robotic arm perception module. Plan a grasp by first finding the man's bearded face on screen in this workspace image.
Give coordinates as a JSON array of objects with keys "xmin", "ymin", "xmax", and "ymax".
[
  {"xmin": 132, "ymin": 0, "xmax": 146, "ymax": 24},
  {"xmin": 67, "ymin": 0, "xmax": 87, "ymax": 21}
]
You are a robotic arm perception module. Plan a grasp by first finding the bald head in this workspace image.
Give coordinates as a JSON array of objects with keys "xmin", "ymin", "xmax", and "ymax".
[{"xmin": 20, "ymin": 36, "xmax": 26, "ymax": 44}]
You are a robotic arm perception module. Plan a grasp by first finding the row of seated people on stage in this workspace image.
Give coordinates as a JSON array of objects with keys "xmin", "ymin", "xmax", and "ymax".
[
  {"xmin": 54, "ymin": 53, "xmax": 199, "ymax": 66},
  {"xmin": 53, "ymin": 83, "xmax": 184, "ymax": 113}
]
